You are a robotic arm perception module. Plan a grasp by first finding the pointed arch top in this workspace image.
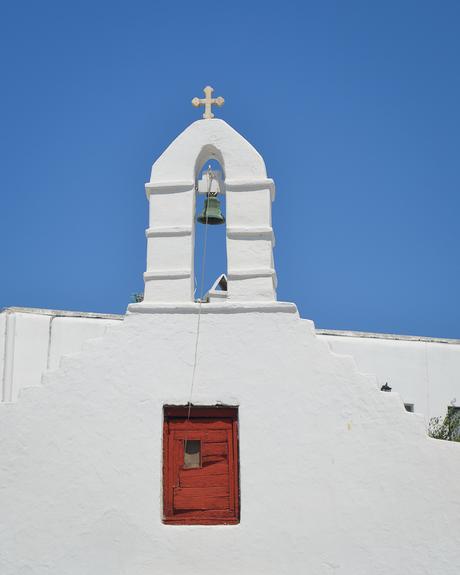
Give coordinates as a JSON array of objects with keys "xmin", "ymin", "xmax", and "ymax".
[{"xmin": 149, "ymin": 119, "xmax": 267, "ymax": 185}]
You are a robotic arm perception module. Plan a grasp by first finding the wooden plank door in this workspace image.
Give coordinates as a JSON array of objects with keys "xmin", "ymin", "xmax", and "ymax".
[{"xmin": 163, "ymin": 407, "xmax": 239, "ymax": 525}]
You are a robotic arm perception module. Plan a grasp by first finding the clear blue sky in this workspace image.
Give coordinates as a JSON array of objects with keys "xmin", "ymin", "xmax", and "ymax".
[{"xmin": 1, "ymin": 0, "xmax": 460, "ymax": 338}]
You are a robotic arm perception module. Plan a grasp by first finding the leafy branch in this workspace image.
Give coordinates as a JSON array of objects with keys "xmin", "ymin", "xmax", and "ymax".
[{"xmin": 428, "ymin": 407, "xmax": 460, "ymax": 442}]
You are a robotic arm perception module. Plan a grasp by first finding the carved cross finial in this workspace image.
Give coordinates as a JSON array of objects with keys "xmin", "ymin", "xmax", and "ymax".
[{"xmin": 192, "ymin": 86, "xmax": 224, "ymax": 119}]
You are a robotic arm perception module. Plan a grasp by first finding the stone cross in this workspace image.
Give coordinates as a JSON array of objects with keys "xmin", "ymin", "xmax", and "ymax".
[{"xmin": 192, "ymin": 86, "xmax": 224, "ymax": 119}]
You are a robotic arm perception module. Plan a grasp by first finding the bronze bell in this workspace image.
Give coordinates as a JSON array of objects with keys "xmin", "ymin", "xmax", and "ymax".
[{"xmin": 197, "ymin": 194, "xmax": 225, "ymax": 225}]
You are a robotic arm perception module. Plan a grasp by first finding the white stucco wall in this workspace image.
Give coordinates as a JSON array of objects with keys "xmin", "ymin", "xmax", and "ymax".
[
  {"xmin": 1, "ymin": 307, "xmax": 460, "ymax": 575},
  {"xmin": 0, "ymin": 312, "xmax": 7, "ymax": 400},
  {"xmin": 2, "ymin": 308, "xmax": 459, "ymax": 422},
  {"xmin": 0, "ymin": 308, "xmax": 121, "ymax": 402},
  {"xmin": 318, "ymin": 329, "xmax": 460, "ymax": 422}
]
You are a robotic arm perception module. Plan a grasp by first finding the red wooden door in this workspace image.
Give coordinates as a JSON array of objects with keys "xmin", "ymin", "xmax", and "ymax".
[{"xmin": 163, "ymin": 407, "xmax": 239, "ymax": 525}]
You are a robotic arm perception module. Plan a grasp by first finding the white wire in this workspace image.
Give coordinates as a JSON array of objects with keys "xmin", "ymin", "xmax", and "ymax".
[{"xmin": 186, "ymin": 169, "xmax": 213, "ymax": 421}]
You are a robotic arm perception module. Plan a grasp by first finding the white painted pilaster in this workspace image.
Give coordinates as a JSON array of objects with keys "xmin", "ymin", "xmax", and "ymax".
[
  {"xmin": 144, "ymin": 182, "xmax": 195, "ymax": 302},
  {"xmin": 225, "ymin": 179, "xmax": 276, "ymax": 301}
]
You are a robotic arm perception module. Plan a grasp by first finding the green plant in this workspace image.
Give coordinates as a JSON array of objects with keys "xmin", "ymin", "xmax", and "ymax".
[
  {"xmin": 131, "ymin": 292, "xmax": 144, "ymax": 303},
  {"xmin": 428, "ymin": 407, "xmax": 460, "ymax": 442}
]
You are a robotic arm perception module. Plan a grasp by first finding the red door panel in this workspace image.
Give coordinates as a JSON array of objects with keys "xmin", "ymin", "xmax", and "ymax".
[{"xmin": 163, "ymin": 406, "xmax": 239, "ymax": 525}]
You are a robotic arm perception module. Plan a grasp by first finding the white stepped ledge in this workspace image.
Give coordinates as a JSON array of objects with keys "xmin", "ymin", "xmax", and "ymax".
[
  {"xmin": 145, "ymin": 181, "xmax": 194, "ymax": 197},
  {"xmin": 144, "ymin": 270, "xmax": 191, "ymax": 280},
  {"xmin": 227, "ymin": 226, "xmax": 275, "ymax": 244},
  {"xmin": 225, "ymin": 178, "xmax": 275, "ymax": 200},
  {"xmin": 146, "ymin": 226, "xmax": 193, "ymax": 238},
  {"xmin": 128, "ymin": 301, "xmax": 298, "ymax": 315},
  {"xmin": 145, "ymin": 178, "xmax": 275, "ymax": 200},
  {"xmin": 227, "ymin": 268, "xmax": 276, "ymax": 279}
]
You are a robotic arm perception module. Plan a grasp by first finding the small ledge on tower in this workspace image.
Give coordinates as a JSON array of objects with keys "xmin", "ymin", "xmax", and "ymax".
[
  {"xmin": 206, "ymin": 274, "xmax": 228, "ymax": 302},
  {"xmin": 127, "ymin": 301, "xmax": 298, "ymax": 315}
]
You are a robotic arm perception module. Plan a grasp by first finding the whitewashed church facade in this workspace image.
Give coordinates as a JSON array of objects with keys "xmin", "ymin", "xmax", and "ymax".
[
  {"xmin": 3, "ymin": 307, "xmax": 460, "ymax": 422},
  {"xmin": 1, "ymin": 91, "xmax": 460, "ymax": 573}
]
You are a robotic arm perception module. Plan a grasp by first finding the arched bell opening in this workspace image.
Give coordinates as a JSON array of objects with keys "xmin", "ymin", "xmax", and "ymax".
[{"xmin": 193, "ymin": 157, "xmax": 227, "ymax": 302}]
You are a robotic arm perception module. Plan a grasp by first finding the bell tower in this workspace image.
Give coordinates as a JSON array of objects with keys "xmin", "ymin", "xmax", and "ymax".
[{"xmin": 133, "ymin": 88, "xmax": 277, "ymax": 307}]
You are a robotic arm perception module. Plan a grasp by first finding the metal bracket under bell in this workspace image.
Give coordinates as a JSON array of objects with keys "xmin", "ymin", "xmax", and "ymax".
[{"xmin": 197, "ymin": 169, "xmax": 225, "ymax": 195}]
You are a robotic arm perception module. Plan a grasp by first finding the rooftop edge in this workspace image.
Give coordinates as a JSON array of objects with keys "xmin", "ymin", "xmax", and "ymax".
[{"xmin": 2, "ymin": 306, "xmax": 459, "ymax": 345}]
